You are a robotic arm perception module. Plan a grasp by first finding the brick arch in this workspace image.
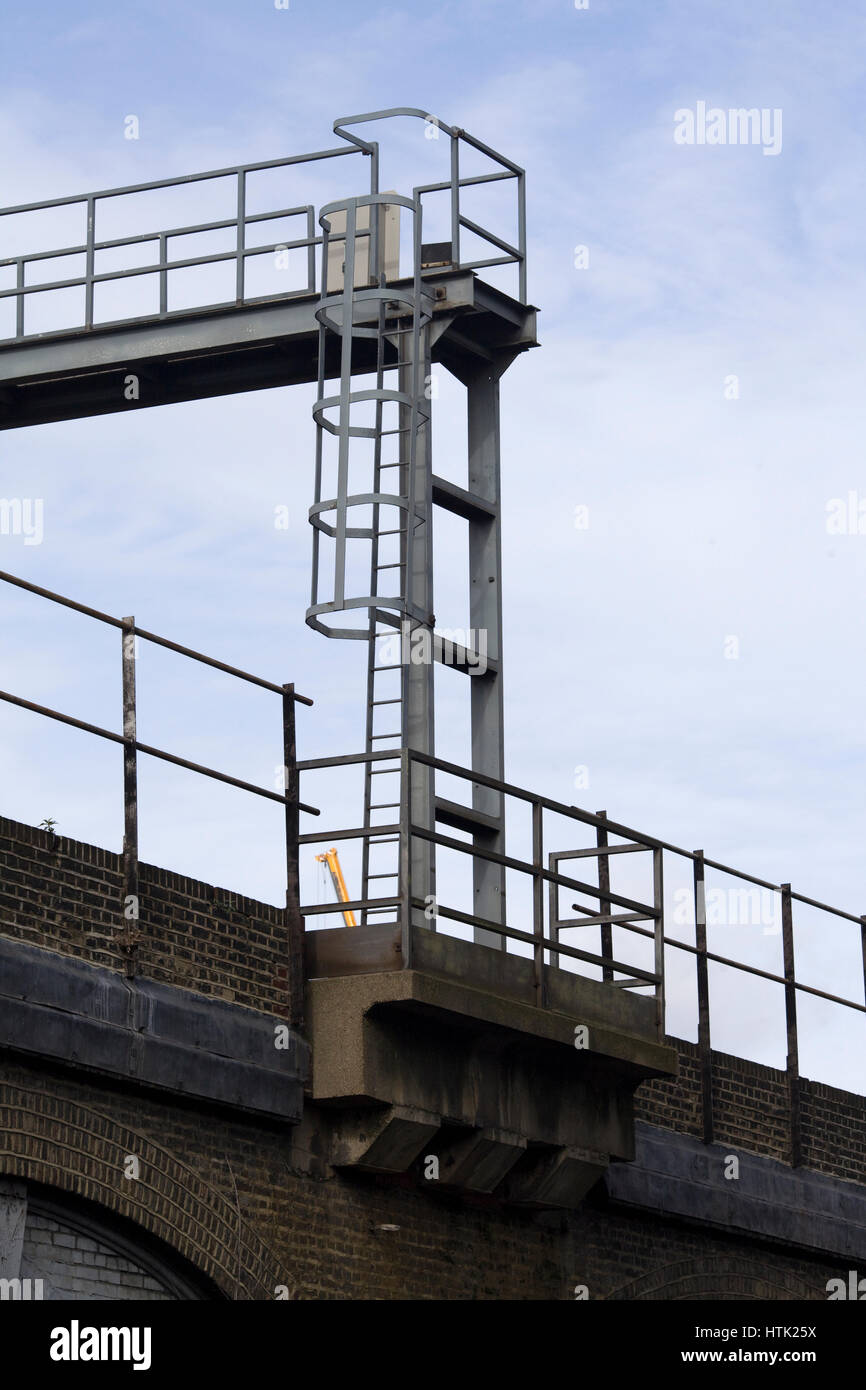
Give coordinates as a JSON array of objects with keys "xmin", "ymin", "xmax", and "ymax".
[
  {"xmin": 607, "ymin": 1255, "xmax": 819, "ymax": 1301},
  {"xmin": 0, "ymin": 1077, "xmax": 303, "ymax": 1300}
]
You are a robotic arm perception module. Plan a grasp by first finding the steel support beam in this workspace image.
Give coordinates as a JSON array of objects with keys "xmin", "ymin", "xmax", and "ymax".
[
  {"xmin": 400, "ymin": 329, "xmax": 436, "ymax": 926},
  {"xmin": 462, "ymin": 357, "xmax": 510, "ymax": 948}
]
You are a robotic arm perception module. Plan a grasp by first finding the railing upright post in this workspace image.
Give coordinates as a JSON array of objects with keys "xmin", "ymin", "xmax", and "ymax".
[
  {"xmin": 781, "ymin": 883, "xmax": 802, "ymax": 1167},
  {"xmin": 159, "ymin": 234, "xmax": 168, "ymax": 317},
  {"xmin": 307, "ymin": 207, "xmax": 316, "ymax": 294},
  {"xmin": 597, "ymin": 810, "xmax": 613, "ymax": 982},
  {"xmin": 517, "ymin": 169, "xmax": 527, "ymax": 303},
  {"xmin": 861, "ymin": 915, "xmax": 866, "ymax": 1016},
  {"xmin": 120, "ymin": 617, "xmax": 139, "ymax": 977},
  {"xmin": 282, "ymin": 683, "xmax": 304, "ymax": 1029},
  {"xmin": 694, "ymin": 850, "xmax": 713, "ymax": 1145},
  {"xmin": 236, "ymin": 170, "xmax": 246, "ymax": 304},
  {"xmin": 450, "ymin": 132, "xmax": 460, "ymax": 268},
  {"xmin": 85, "ymin": 196, "xmax": 95, "ymax": 329},
  {"xmin": 399, "ymin": 747, "xmax": 413, "ymax": 970},
  {"xmin": 532, "ymin": 798, "xmax": 545, "ymax": 1009},
  {"xmin": 653, "ymin": 846, "xmax": 665, "ymax": 1041},
  {"xmin": 15, "ymin": 260, "xmax": 24, "ymax": 339}
]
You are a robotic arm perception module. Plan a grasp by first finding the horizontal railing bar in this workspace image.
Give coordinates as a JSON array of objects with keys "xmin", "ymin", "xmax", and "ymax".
[
  {"xmin": 0, "ymin": 689, "xmax": 319, "ymax": 814},
  {"xmin": 0, "ymin": 208, "xmax": 313, "ymax": 269},
  {"xmin": 0, "ymin": 145, "xmax": 360, "ymax": 218},
  {"xmin": 788, "ymin": 887, "xmax": 861, "ymax": 918},
  {"xmin": 559, "ymin": 910, "xmax": 654, "ymax": 928},
  {"xmin": 457, "ymin": 126, "xmax": 525, "ymax": 177},
  {"xmin": 298, "ymin": 823, "xmax": 401, "ymax": 845},
  {"xmin": 623, "ymin": 920, "xmax": 864, "ymax": 1011},
  {"xmin": 408, "ymin": 750, "xmax": 862, "ymax": 924},
  {"xmin": 0, "ymin": 570, "xmax": 312, "ymax": 704},
  {"xmin": 297, "ymin": 749, "xmax": 398, "ymax": 771},
  {"xmin": 132, "ymin": 628, "xmax": 314, "ymax": 704},
  {"xmin": 458, "ymin": 214, "xmax": 520, "ymax": 259},
  {"xmin": 456, "ymin": 255, "xmax": 515, "ymax": 271},
  {"xmin": 0, "ymin": 244, "xmax": 87, "ymax": 267},
  {"xmin": 552, "ymin": 844, "xmax": 647, "ymax": 860},
  {"xmin": 411, "ymin": 821, "xmax": 656, "ymax": 917},
  {"xmin": 656, "ymin": 931, "xmax": 866, "ymax": 1012},
  {"xmin": 415, "ymin": 171, "xmax": 516, "ymax": 194},
  {"xmin": 301, "ymin": 897, "xmax": 400, "ymax": 917},
  {"xmin": 0, "ymin": 240, "xmax": 323, "ymax": 298}
]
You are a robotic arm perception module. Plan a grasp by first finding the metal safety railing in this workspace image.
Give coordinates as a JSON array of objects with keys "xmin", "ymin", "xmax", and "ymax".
[
  {"xmin": 0, "ymin": 108, "xmax": 527, "ymax": 344},
  {"xmin": 299, "ymin": 747, "xmax": 866, "ymax": 1155},
  {"xmin": 298, "ymin": 748, "xmax": 666, "ymax": 1025},
  {"xmin": 0, "ymin": 570, "xmax": 318, "ymax": 1020}
]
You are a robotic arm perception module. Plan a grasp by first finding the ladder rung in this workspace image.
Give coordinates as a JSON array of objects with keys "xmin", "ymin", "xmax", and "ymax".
[
  {"xmin": 368, "ymin": 836, "xmax": 400, "ymax": 844},
  {"xmin": 375, "ymin": 563, "xmax": 401, "ymax": 571},
  {"xmin": 371, "ymin": 699, "xmax": 401, "ymax": 706},
  {"xmin": 372, "ymin": 665, "xmax": 401, "ymax": 672},
  {"xmin": 367, "ymin": 872, "xmax": 399, "ymax": 880},
  {"xmin": 369, "ymin": 802, "xmax": 400, "ymax": 809},
  {"xmin": 370, "ymin": 766, "xmax": 401, "ymax": 775},
  {"xmin": 371, "ymin": 733, "xmax": 401, "ymax": 740}
]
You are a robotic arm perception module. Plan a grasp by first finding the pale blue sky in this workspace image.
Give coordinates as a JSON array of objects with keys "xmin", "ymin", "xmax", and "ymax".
[{"xmin": 1, "ymin": 0, "xmax": 865, "ymax": 1089}]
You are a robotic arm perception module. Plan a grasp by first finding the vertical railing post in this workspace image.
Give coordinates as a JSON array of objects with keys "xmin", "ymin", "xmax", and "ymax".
[
  {"xmin": 450, "ymin": 133, "xmax": 460, "ymax": 269},
  {"xmin": 15, "ymin": 260, "xmax": 24, "ymax": 339},
  {"xmin": 399, "ymin": 747, "xmax": 413, "ymax": 970},
  {"xmin": 652, "ymin": 846, "xmax": 665, "ymax": 1041},
  {"xmin": 236, "ymin": 170, "xmax": 246, "ymax": 304},
  {"xmin": 85, "ymin": 197, "xmax": 95, "ymax": 329},
  {"xmin": 282, "ymin": 683, "xmax": 303, "ymax": 1029},
  {"xmin": 159, "ymin": 234, "xmax": 168, "ymax": 317},
  {"xmin": 306, "ymin": 207, "xmax": 316, "ymax": 294},
  {"xmin": 517, "ymin": 169, "xmax": 527, "ymax": 303},
  {"xmin": 694, "ymin": 850, "xmax": 713, "ymax": 1145},
  {"xmin": 532, "ymin": 799, "xmax": 545, "ymax": 1009},
  {"xmin": 781, "ymin": 883, "xmax": 802, "ymax": 1167},
  {"xmin": 860, "ymin": 916, "xmax": 866, "ymax": 1017},
  {"xmin": 597, "ymin": 811, "xmax": 613, "ymax": 983},
  {"xmin": 121, "ymin": 618, "xmax": 139, "ymax": 977},
  {"xmin": 548, "ymin": 852, "xmax": 560, "ymax": 971}
]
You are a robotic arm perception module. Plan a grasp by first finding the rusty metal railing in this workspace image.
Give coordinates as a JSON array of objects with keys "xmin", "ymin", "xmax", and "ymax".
[
  {"xmin": 0, "ymin": 569, "xmax": 317, "ymax": 1021},
  {"xmin": 298, "ymin": 746, "xmax": 866, "ymax": 1151}
]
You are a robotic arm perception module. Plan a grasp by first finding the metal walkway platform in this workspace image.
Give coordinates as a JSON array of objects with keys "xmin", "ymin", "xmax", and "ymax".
[{"xmin": 0, "ymin": 270, "xmax": 535, "ymax": 429}]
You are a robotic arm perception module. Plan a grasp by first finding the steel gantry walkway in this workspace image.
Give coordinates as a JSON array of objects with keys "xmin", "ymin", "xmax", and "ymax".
[{"xmin": 0, "ymin": 108, "xmax": 538, "ymax": 941}]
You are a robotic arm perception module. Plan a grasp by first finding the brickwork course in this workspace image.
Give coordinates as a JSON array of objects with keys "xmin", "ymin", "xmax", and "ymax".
[{"xmin": 1, "ymin": 819, "xmax": 864, "ymax": 1300}]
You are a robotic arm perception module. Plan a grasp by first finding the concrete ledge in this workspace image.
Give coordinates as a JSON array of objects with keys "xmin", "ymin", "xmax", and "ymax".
[
  {"xmin": 307, "ymin": 969, "xmax": 677, "ymax": 1177},
  {"xmin": 0, "ymin": 936, "xmax": 308, "ymax": 1122},
  {"xmin": 307, "ymin": 924, "xmax": 666, "ymax": 1051},
  {"xmin": 308, "ymin": 968, "xmax": 676, "ymax": 1091},
  {"xmin": 605, "ymin": 1121, "xmax": 866, "ymax": 1262}
]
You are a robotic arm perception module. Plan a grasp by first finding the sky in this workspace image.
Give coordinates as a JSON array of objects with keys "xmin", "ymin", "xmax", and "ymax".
[{"xmin": 1, "ymin": 0, "xmax": 865, "ymax": 1091}]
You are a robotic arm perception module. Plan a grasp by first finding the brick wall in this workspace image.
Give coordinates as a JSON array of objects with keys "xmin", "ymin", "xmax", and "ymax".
[
  {"xmin": 636, "ymin": 1039, "xmax": 866, "ymax": 1182},
  {"xmin": 0, "ymin": 817, "xmax": 291, "ymax": 1015},
  {"xmin": 21, "ymin": 1211, "xmax": 173, "ymax": 1301},
  {"xmin": 0, "ymin": 1058, "xmax": 854, "ymax": 1301},
  {"xmin": 1, "ymin": 817, "xmax": 864, "ymax": 1300}
]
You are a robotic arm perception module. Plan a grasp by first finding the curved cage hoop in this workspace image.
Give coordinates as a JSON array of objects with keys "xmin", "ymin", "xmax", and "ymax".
[{"xmin": 306, "ymin": 188, "xmax": 430, "ymax": 641}]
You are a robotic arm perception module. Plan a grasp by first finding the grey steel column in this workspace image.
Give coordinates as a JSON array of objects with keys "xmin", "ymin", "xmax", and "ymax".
[
  {"xmin": 400, "ymin": 328, "xmax": 435, "ymax": 927},
  {"xmin": 466, "ymin": 360, "xmax": 506, "ymax": 947}
]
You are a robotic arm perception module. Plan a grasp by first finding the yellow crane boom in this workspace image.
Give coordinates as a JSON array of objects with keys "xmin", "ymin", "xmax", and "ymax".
[{"xmin": 315, "ymin": 848, "xmax": 357, "ymax": 928}]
